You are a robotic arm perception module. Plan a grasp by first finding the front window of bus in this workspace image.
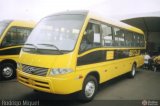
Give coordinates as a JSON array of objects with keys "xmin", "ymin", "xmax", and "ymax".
[
  {"xmin": 0, "ymin": 21, "xmax": 10, "ymax": 37},
  {"xmin": 24, "ymin": 14, "xmax": 85, "ymax": 54}
]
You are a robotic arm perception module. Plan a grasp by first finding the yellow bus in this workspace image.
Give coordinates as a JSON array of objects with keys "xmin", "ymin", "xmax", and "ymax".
[
  {"xmin": 0, "ymin": 20, "xmax": 35, "ymax": 80},
  {"xmin": 17, "ymin": 11, "xmax": 145, "ymax": 101}
]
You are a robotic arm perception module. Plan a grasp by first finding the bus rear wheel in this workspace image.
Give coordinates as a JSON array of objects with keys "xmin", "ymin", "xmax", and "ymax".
[
  {"xmin": 78, "ymin": 75, "xmax": 98, "ymax": 102},
  {"xmin": 0, "ymin": 63, "xmax": 16, "ymax": 80},
  {"xmin": 128, "ymin": 64, "xmax": 136, "ymax": 78}
]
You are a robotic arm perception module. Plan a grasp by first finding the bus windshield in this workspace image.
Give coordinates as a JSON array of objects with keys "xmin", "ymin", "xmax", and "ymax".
[
  {"xmin": 0, "ymin": 21, "xmax": 10, "ymax": 37},
  {"xmin": 25, "ymin": 14, "xmax": 85, "ymax": 53}
]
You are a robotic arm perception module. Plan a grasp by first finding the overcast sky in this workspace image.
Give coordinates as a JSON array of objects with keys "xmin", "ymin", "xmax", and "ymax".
[{"xmin": 0, "ymin": 0, "xmax": 160, "ymax": 22}]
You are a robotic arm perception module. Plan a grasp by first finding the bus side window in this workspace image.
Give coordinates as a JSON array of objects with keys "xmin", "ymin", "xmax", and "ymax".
[
  {"xmin": 124, "ymin": 30, "xmax": 133, "ymax": 47},
  {"xmin": 2, "ymin": 27, "xmax": 32, "ymax": 47},
  {"xmin": 2, "ymin": 27, "xmax": 16, "ymax": 46},
  {"xmin": 139, "ymin": 35, "xmax": 145, "ymax": 47},
  {"xmin": 113, "ymin": 27, "xmax": 125, "ymax": 47},
  {"xmin": 101, "ymin": 24, "xmax": 113, "ymax": 46},
  {"xmin": 133, "ymin": 33, "xmax": 140, "ymax": 47},
  {"xmin": 79, "ymin": 22, "xmax": 101, "ymax": 53},
  {"xmin": 16, "ymin": 28, "xmax": 32, "ymax": 44}
]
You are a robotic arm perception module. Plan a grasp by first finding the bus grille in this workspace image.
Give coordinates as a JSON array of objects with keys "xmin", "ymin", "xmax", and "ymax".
[
  {"xmin": 22, "ymin": 64, "xmax": 48, "ymax": 76},
  {"xmin": 18, "ymin": 75, "xmax": 50, "ymax": 92}
]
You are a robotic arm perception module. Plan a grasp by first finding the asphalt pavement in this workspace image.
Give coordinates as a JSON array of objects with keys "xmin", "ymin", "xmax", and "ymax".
[{"xmin": 0, "ymin": 70, "xmax": 160, "ymax": 106}]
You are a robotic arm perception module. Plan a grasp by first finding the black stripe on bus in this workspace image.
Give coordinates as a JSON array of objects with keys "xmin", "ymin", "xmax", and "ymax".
[
  {"xmin": 77, "ymin": 50, "xmax": 106, "ymax": 66},
  {"xmin": 77, "ymin": 49, "xmax": 144, "ymax": 66},
  {"xmin": 0, "ymin": 47, "xmax": 22, "ymax": 55},
  {"xmin": 114, "ymin": 50, "xmax": 129, "ymax": 59}
]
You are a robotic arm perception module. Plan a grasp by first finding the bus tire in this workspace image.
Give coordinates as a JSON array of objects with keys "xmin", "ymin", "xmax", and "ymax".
[
  {"xmin": 0, "ymin": 63, "xmax": 16, "ymax": 80},
  {"xmin": 128, "ymin": 64, "xmax": 136, "ymax": 78},
  {"xmin": 78, "ymin": 75, "xmax": 98, "ymax": 102}
]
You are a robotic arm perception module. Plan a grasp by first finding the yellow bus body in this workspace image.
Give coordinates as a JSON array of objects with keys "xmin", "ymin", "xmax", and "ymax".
[
  {"xmin": 17, "ymin": 11, "xmax": 145, "ymax": 95},
  {"xmin": 0, "ymin": 20, "xmax": 35, "ymax": 80}
]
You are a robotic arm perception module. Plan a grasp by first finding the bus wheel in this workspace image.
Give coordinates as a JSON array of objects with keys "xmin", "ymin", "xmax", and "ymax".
[
  {"xmin": 78, "ymin": 75, "xmax": 98, "ymax": 102},
  {"xmin": 128, "ymin": 64, "xmax": 136, "ymax": 78},
  {"xmin": 0, "ymin": 63, "xmax": 16, "ymax": 80}
]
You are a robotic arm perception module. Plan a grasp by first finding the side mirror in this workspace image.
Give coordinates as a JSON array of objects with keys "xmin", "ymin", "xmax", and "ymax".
[{"xmin": 85, "ymin": 30, "xmax": 94, "ymax": 44}]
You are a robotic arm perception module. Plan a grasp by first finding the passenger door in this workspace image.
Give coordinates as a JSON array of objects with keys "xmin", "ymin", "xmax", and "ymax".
[{"xmin": 77, "ymin": 21, "xmax": 106, "ymax": 81}]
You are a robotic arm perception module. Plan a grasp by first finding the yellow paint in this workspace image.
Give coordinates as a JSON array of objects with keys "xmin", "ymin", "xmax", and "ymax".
[{"xmin": 129, "ymin": 50, "xmax": 140, "ymax": 56}]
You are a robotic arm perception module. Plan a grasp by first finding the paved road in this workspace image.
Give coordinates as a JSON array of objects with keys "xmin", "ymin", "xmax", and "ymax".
[{"xmin": 0, "ymin": 70, "xmax": 160, "ymax": 106}]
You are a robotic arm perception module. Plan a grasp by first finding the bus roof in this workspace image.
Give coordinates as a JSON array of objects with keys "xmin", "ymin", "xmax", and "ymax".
[
  {"xmin": 10, "ymin": 20, "xmax": 36, "ymax": 28},
  {"xmin": 49, "ymin": 10, "xmax": 144, "ymax": 35},
  {"xmin": 49, "ymin": 10, "xmax": 88, "ymax": 16},
  {"xmin": 88, "ymin": 12, "xmax": 144, "ymax": 35}
]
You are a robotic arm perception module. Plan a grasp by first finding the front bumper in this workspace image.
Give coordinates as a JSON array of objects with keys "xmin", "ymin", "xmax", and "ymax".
[{"xmin": 17, "ymin": 70, "xmax": 83, "ymax": 94}]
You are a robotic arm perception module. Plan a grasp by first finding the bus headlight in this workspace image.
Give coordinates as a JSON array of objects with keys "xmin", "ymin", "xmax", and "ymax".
[{"xmin": 50, "ymin": 68, "xmax": 73, "ymax": 76}]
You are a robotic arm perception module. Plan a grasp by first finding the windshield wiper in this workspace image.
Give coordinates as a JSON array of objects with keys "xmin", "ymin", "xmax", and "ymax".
[
  {"xmin": 37, "ymin": 43, "xmax": 64, "ymax": 54},
  {"xmin": 24, "ymin": 43, "xmax": 38, "ymax": 50}
]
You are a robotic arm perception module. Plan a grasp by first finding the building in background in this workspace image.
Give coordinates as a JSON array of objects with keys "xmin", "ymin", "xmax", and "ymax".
[{"xmin": 122, "ymin": 11, "xmax": 160, "ymax": 56}]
